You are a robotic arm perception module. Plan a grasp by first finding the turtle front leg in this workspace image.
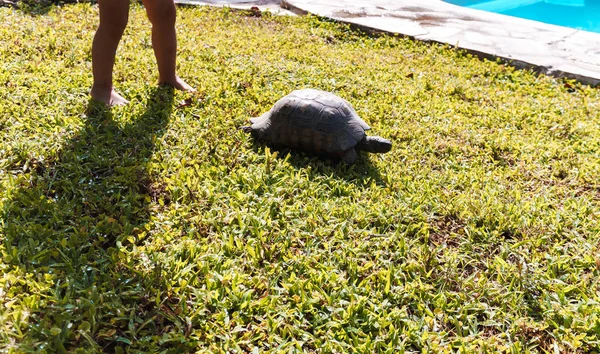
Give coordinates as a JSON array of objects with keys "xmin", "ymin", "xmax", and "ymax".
[{"xmin": 341, "ymin": 148, "xmax": 357, "ymax": 164}]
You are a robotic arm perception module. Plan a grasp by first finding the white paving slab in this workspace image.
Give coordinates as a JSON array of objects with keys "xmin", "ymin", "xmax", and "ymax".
[{"xmin": 281, "ymin": 0, "xmax": 600, "ymax": 86}]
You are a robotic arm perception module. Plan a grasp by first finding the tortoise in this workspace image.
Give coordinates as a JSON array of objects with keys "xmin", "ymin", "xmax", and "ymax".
[{"xmin": 242, "ymin": 89, "xmax": 392, "ymax": 164}]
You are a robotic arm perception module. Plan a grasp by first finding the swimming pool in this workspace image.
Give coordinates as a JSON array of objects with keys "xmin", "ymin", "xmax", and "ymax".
[{"xmin": 444, "ymin": 0, "xmax": 600, "ymax": 33}]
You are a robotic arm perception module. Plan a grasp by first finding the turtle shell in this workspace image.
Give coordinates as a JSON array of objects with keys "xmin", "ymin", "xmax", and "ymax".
[{"xmin": 250, "ymin": 89, "xmax": 370, "ymax": 155}]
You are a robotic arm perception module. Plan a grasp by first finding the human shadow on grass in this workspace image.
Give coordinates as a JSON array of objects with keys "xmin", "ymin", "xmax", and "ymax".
[{"xmin": 1, "ymin": 87, "xmax": 191, "ymax": 352}]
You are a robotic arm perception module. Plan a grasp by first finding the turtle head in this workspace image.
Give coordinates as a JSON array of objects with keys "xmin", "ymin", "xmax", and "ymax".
[
  {"xmin": 240, "ymin": 125, "xmax": 254, "ymax": 134},
  {"xmin": 242, "ymin": 113, "xmax": 271, "ymax": 139},
  {"xmin": 356, "ymin": 136, "xmax": 392, "ymax": 153}
]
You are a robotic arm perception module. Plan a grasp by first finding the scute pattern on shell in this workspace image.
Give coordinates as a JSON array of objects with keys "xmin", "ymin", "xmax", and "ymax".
[{"xmin": 254, "ymin": 89, "xmax": 370, "ymax": 154}]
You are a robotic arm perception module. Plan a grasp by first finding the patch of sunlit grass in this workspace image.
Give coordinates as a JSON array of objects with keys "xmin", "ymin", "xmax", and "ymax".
[{"xmin": 1, "ymin": 3, "xmax": 599, "ymax": 352}]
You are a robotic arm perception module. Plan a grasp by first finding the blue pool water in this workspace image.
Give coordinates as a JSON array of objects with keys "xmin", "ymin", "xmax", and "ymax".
[{"xmin": 444, "ymin": 0, "xmax": 600, "ymax": 33}]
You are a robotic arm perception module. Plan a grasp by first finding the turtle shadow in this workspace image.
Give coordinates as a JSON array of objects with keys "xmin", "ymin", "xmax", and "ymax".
[{"xmin": 249, "ymin": 142, "xmax": 389, "ymax": 188}]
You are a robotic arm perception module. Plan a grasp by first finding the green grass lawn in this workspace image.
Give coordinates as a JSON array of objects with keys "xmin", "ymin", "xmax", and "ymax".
[{"xmin": 1, "ymin": 3, "xmax": 600, "ymax": 352}]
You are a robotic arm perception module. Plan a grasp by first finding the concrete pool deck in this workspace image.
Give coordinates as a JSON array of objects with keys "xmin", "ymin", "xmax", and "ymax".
[{"xmin": 175, "ymin": 0, "xmax": 600, "ymax": 86}]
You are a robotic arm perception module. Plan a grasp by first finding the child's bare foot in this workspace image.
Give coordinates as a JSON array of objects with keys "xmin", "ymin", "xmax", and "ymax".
[
  {"xmin": 159, "ymin": 76, "xmax": 196, "ymax": 92},
  {"xmin": 90, "ymin": 86, "xmax": 129, "ymax": 106}
]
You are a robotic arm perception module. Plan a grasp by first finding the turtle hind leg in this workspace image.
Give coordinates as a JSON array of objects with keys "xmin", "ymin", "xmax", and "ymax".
[
  {"xmin": 340, "ymin": 148, "xmax": 358, "ymax": 165},
  {"xmin": 356, "ymin": 136, "xmax": 392, "ymax": 153}
]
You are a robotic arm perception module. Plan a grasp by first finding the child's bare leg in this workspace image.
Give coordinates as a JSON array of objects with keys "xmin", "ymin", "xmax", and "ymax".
[
  {"xmin": 90, "ymin": 0, "xmax": 130, "ymax": 106},
  {"xmin": 142, "ymin": 0, "xmax": 195, "ymax": 92}
]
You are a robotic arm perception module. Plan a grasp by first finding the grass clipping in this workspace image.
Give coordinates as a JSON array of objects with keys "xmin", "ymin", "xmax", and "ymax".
[{"xmin": 1, "ymin": 3, "xmax": 600, "ymax": 353}]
